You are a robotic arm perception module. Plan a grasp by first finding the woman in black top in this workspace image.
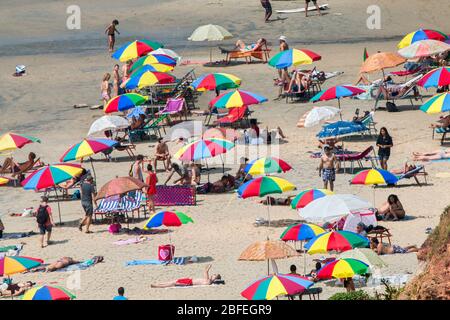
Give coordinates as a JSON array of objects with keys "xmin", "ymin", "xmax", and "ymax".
[{"xmin": 376, "ymin": 127, "xmax": 393, "ymax": 170}]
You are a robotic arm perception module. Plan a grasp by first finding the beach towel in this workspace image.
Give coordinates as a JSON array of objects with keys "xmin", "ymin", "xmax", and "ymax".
[
  {"xmin": 113, "ymin": 237, "xmax": 148, "ymax": 246},
  {"xmin": 56, "ymin": 256, "xmax": 103, "ymax": 272},
  {"xmin": 153, "ymin": 185, "xmax": 196, "ymax": 206},
  {"xmin": 0, "ymin": 231, "xmax": 35, "ymax": 241},
  {"xmin": 126, "ymin": 257, "xmax": 191, "ymax": 266}
]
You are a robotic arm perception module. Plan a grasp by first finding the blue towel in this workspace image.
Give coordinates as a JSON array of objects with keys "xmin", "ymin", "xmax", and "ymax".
[{"xmin": 125, "ymin": 257, "xmax": 187, "ymax": 266}]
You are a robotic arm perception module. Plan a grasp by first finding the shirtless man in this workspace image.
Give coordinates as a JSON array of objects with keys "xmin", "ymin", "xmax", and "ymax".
[
  {"xmin": 319, "ymin": 145, "xmax": 339, "ymax": 191},
  {"xmin": 150, "ymin": 264, "xmax": 222, "ymax": 288},
  {"xmin": 153, "ymin": 138, "xmax": 171, "ymax": 172},
  {"xmin": 105, "ymin": 19, "xmax": 120, "ymax": 52},
  {"xmin": 370, "ymin": 238, "xmax": 419, "ymax": 255},
  {"xmin": 412, "ymin": 149, "xmax": 450, "ymax": 161},
  {"xmin": 121, "ymin": 60, "xmax": 132, "ymax": 85},
  {"xmin": 0, "ymin": 152, "xmax": 39, "ymax": 176},
  {"xmin": 112, "ymin": 64, "xmax": 121, "ymax": 97}
]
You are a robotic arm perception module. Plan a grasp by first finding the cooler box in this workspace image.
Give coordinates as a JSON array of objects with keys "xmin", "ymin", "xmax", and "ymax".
[{"xmin": 158, "ymin": 245, "xmax": 175, "ymax": 261}]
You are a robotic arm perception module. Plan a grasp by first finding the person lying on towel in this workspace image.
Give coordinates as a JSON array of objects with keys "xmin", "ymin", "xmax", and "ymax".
[{"xmin": 150, "ymin": 264, "xmax": 224, "ymax": 288}]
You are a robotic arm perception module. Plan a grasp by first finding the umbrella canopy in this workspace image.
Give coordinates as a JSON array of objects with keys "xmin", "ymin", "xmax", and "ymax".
[
  {"xmin": 316, "ymin": 258, "xmax": 369, "ymax": 279},
  {"xmin": 360, "ymin": 52, "xmax": 406, "ymax": 73},
  {"xmin": 0, "ymin": 133, "xmax": 40, "ymax": 152},
  {"xmin": 0, "ymin": 256, "xmax": 43, "ymax": 276},
  {"xmin": 112, "ymin": 40, "xmax": 163, "ymax": 61},
  {"xmin": 239, "ymin": 240, "xmax": 299, "ymax": 261},
  {"xmin": 268, "ymin": 49, "xmax": 321, "ymax": 69},
  {"xmin": 202, "ymin": 127, "xmax": 240, "ymax": 141},
  {"xmin": 310, "ymin": 86, "xmax": 366, "ymax": 103},
  {"xmin": 280, "ymin": 223, "xmax": 326, "ymax": 242},
  {"xmin": 191, "ymin": 73, "xmax": 241, "ymax": 91},
  {"xmin": 291, "ymin": 188, "xmax": 334, "ymax": 210},
  {"xmin": 124, "ymin": 70, "xmax": 175, "ymax": 90},
  {"xmin": 95, "ymin": 176, "xmax": 147, "ymax": 200},
  {"xmin": 130, "ymin": 63, "xmax": 174, "ymax": 76},
  {"xmin": 350, "ymin": 168, "xmax": 399, "ymax": 185},
  {"xmin": 87, "ymin": 115, "xmax": 129, "ymax": 136},
  {"xmin": 0, "ymin": 177, "xmax": 10, "ymax": 186},
  {"xmin": 22, "ymin": 286, "xmax": 76, "ymax": 300},
  {"xmin": 130, "ymin": 54, "xmax": 177, "ymax": 73},
  {"xmin": 419, "ymin": 92, "xmax": 450, "ymax": 114},
  {"xmin": 104, "ymin": 93, "xmax": 147, "ymax": 114},
  {"xmin": 188, "ymin": 24, "xmax": 233, "ymax": 41},
  {"xmin": 398, "ymin": 40, "xmax": 450, "ymax": 59},
  {"xmin": 317, "ymin": 121, "xmax": 369, "ymax": 139},
  {"xmin": 151, "ymin": 48, "xmax": 181, "ymax": 62},
  {"xmin": 60, "ymin": 138, "xmax": 118, "ymax": 162},
  {"xmin": 418, "ymin": 67, "xmax": 450, "ymax": 88},
  {"xmin": 126, "ymin": 106, "xmax": 146, "ymax": 119},
  {"xmin": 299, "ymin": 194, "xmax": 372, "ymax": 223},
  {"xmin": 164, "ymin": 120, "xmax": 205, "ymax": 142},
  {"xmin": 244, "ymin": 157, "xmax": 292, "ymax": 176},
  {"xmin": 298, "ymin": 106, "xmax": 340, "ymax": 128},
  {"xmin": 398, "ymin": 28, "xmax": 449, "ymax": 49},
  {"xmin": 209, "ymin": 89, "xmax": 268, "ymax": 109},
  {"xmin": 340, "ymin": 248, "xmax": 387, "ymax": 268},
  {"xmin": 143, "ymin": 211, "xmax": 193, "ymax": 229},
  {"xmin": 237, "ymin": 176, "xmax": 296, "ymax": 199},
  {"xmin": 21, "ymin": 164, "xmax": 84, "ymax": 190},
  {"xmin": 305, "ymin": 231, "xmax": 369, "ymax": 254},
  {"xmin": 174, "ymin": 138, "xmax": 234, "ymax": 161},
  {"xmin": 241, "ymin": 274, "xmax": 313, "ymax": 300}
]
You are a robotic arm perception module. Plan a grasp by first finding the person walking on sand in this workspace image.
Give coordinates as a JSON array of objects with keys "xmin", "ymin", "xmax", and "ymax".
[
  {"xmin": 260, "ymin": 0, "xmax": 273, "ymax": 22},
  {"xmin": 36, "ymin": 196, "xmax": 55, "ymax": 248},
  {"xmin": 105, "ymin": 19, "xmax": 120, "ymax": 52},
  {"xmin": 131, "ymin": 155, "xmax": 145, "ymax": 182},
  {"xmin": 319, "ymin": 145, "xmax": 339, "ymax": 191},
  {"xmin": 305, "ymin": 0, "xmax": 323, "ymax": 17},
  {"xmin": 145, "ymin": 164, "xmax": 158, "ymax": 214},
  {"xmin": 101, "ymin": 73, "xmax": 112, "ymax": 107},
  {"xmin": 79, "ymin": 175, "xmax": 96, "ymax": 234},
  {"xmin": 376, "ymin": 127, "xmax": 393, "ymax": 170}
]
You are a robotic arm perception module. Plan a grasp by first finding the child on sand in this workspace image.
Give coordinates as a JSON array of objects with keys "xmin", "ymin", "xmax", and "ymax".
[
  {"xmin": 319, "ymin": 145, "xmax": 339, "ymax": 191},
  {"xmin": 105, "ymin": 20, "xmax": 120, "ymax": 52},
  {"xmin": 36, "ymin": 196, "xmax": 55, "ymax": 248},
  {"xmin": 101, "ymin": 73, "xmax": 111, "ymax": 107},
  {"xmin": 145, "ymin": 164, "xmax": 158, "ymax": 214}
]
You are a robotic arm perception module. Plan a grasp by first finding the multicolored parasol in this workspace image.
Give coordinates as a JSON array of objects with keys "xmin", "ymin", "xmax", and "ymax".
[
  {"xmin": 104, "ymin": 93, "xmax": 147, "ymax": 114},
  {"xmin": 398, "ymin": 29, "xmax": 449, "ymax": 49},
  {"xmin": 244, "ymin": 157, "xmax": 292, "ymax": 176},
  {"xmin": 0, "ymin": 256, "xmax": 43, "ymax": 276},
  {"xmin": 112, "ymin": 40, "xmax": 163, "ymax": 61},
  {"xmin": 21, "ymin": 164, "xmax": 84, "ymax": 190},
  {"xmin": 174, "ymin": 138, "xmax": 234, "ymax": 161},
  {"xmin": 22, "ymin": 286, "xmax": 76, "ymax": 300},
  {"xmin": 209, "ymin": 89, "xmax": 268, "ymax": 109},
  {"xmin": 268, "ymin": 49, "xmax": 321, "ymax": 69},
  {"xmin": 130, "ymin": 54, "xmax": 177, "ymax": 73},
  {"xmin": 237, "ymin": 176, "xmax": 296, "ymax": 199},
  {"xmin": 60, "ymin": 138, "xmax": 118, "ymax": 162},
  {"xmin": 310, "ymin": 86, "xmax": 366, "ymax": 103},
  {"xmin": 398, "ymin": 39, "xmax": 450, "ymax": 59},
  {"xmin": 290, "ymin": 188, "xmax": 334, "ymax": 210},
  {"xmin": 124, "ymin": 71, "xmax": 175, "ymax": 90},
  {"xmin": 418, "ymin": 67, "xmax": 450, "ymax": 89},
  {"xmin": 305, "ymin": 231, "xmax": 369, "ymax": 254},
  {"xmin": 191, "ymin": 73, "xmax": 241, "ymax": 91},
  {"xmin": 316, "ymin": 258, "xmax": 369, "ymax": 279},
  {"xmin": 350, "ymin": 168, "xmax": 399, "ymax": 185},
  {"xmin": 419, "ymin": 92, "xmax": 450, "ymax": 114},
  {"xmin": 0, "ymin": 133, "xmax": 41, "ymax": 152},
  {"xmin": 130, "ymin": 63, "xmax": 174, "ymax": 75},
  {"xmin": 280, "ymin": 223, "xmax": 326, "ymax": 242},
  {"xmin": 143, "ymin": 211, "xmax": 193, "ymax": 229},
  {"xmin": 241, "ymin": 274, "xmax": 314, "ymax": 300}
]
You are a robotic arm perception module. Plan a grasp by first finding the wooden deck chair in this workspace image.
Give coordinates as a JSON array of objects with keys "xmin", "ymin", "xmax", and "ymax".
[{"xmin": 220, "ymin": 41, "xmax": 271, "ymax": 64}]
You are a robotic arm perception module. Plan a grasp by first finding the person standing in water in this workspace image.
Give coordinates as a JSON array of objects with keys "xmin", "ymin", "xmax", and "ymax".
[{"xmin": 105, "ymin": 20, "xmax": 120, "ymax": 52}]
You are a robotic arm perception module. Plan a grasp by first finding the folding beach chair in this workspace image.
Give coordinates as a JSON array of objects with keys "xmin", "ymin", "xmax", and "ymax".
[
  {"xmin": 216, "ymin": 106, "xmax": 250, "ymax": 128},
  {"xmin": 120, "ymin": 191, "xmax": 145, "ymax": 221},
  {"xmin": 336, "ymin": 146, "xmax": 378, "ymax": 173},
  {"xmin": 432, "ymin": 126, "xmax": 450, "ymax": 145},
  {"xmin": 373, "ymin": 74, "xmax": 424, "ymax": 110},
  {"xmin": 396, "ymin": 165, "xmax": 428, "ymax": 186},
  {"xmin": 157, "ymin": 98, "xmax": 188, "ymax": 123}
]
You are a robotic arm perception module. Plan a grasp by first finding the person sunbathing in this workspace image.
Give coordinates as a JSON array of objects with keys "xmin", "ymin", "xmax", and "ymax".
[
  {"xmin": 430, "ymin": 115, "xmax": 450, "ymax": 129},
  {"xmin": 376, "ymin": 194, "xmax": 405, "ymax": 221},
  {"xmin": 370, "ymin": 238, "xmax": 418, "ymax": 255},
  {"xmin": 390, "ymin": 162, "xmax": 417, "ymax": 175},
  {"xmin": 197, "ymin": 175, "xmax": 235, "ymax": 194},
  {"xmin": 257, "ymin": 196, "xmax": 294, "ymax": 206},
  {"xmin": 0, "ymin": 281, "xmax": 35, "ymax": 297},
  {"xmin": 412, "ymin": 149, "xmax": 450, "ymax": 161},
  {"xmin": 0, "ymin": 152, "xmax": 41, "ymax": 176},
  {"xmin": 286, "ymin": 70, "xmax": 311, "ymax": 94},
  {"xmin": 374, "ymin": 79, "xmax": 419, "ymax": 100},
  {"xmin": 31, "ymin": 257, "xmax": 80, "ymax": 272},
  {"xmin": 150, "ymin": 264, "xmax": 223, "ymax": 288},
  {"xmin": 235, "ymin": 38, "xmax": 266, "ymax": 52}
]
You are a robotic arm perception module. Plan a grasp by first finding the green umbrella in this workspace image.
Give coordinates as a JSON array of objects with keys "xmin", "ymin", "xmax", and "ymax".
[{"xmin": 340, "ymin": 248, "xmax": 387, "ymax": 268}]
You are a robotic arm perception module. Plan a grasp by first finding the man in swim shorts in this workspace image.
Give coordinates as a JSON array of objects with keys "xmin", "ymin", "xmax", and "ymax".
[
  {"xmin": 370, "ymin": 238, "xmax": 419, "ymax": 255},
  {"xmin": 150, "ymin": 264, "xmax": 222, "ymax": 288}
]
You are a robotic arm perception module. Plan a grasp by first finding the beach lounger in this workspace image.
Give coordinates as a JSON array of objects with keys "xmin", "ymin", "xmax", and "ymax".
[
  {"xmin": 432, "ymin": 126, "xmax": 450, "ymax": 145},
  {"xmin": 359, "ymin": 112, "xmax": 378, "ymax": 136},
  {"xmin": 373, "ymin": 75, "xmax": 423, "ymax": 110},
  {"xmin": 219, "ymin": 42, "xmax": 271, "ymax": 64},
  {"xmin": 396, "ymin": 165, "xmax": 428, "ymax": 186},
  {"xmin": 153, "ymin": 185, "xmax": 196, "ymax": 206},
  {"xmin": 336, "ymin": 146, "xmax": 378, "ymax": 173},
  {"xmin": 127, "ymin": 114, "xmax": 168, "ymax": 142},
  {"xmin": 157, "ymin": 98, "xmax": 188, "ymax": 123},
  {"xmin": 216, "ymin": 106, "xmax": 250, "ymax": 128}
]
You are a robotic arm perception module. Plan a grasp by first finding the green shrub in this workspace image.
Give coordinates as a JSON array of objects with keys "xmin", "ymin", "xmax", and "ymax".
[{"xmin": 328, "ymin": 290, "xmax": 372, "ymax": 300}]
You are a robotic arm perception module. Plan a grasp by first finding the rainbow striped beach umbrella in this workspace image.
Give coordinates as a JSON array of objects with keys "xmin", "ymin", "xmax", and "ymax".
[
  {"xmin": 209, "ymin": 89, "xmax": 268, "ymax": 109},
  {"xmin": 269, "ymin": 48, "xmax": 321, "ymax": 69},
  {"xmin": 244, "ymin": 157, "xmax": 292, "ymax": 176},
  {"xmin": 104, "ymin": 93, "xmax": 147, "ymax": 114},
  {"xmin": 310, "ymin": 85, "xmax": 366, "ymax": 103},
  {"xmin": 280, "ymin": 223, "xmax": 326, "ymax": 242},
  {"xmin": 0, "ymin": 133, "xmax": 40, "ymax": 152},
  {"xmin": 0, "ymin": 256, "xmax": 43, "ymax": 276},
  {"xmin": 144, "ymin": 211, "xmax": 193, "ymax": 229},
  {"xmin": 419, "ymin": 92, "xmax": 450, "ymax": 114},
  {"xmin": 305, "ymin": 231, "xmax": 369, "ymax": 254},
  {"xmin": 350, "ymin": 168, "xmax": 399, "ymax": 185},
  {"xmin": 241, "ymin": 274, "xmax": 314, "ymax": 300},
  {"xmin": 398, "ymin": 29, "xmax": 448, "ymax": 49},
  {"xmin": 124, "ymin": 70, "xmax": 175, "ymax": 90},
  {"xmin": 130, "ymin": 63, "xmax": 174, "ymax": 75},
  {"xmin": 22, "ymin": 286, "xmax": 76, "ymax": 300},
  {"xmin": 21, "ymin": 163, "xmax": 83, "ymax": 190},
  {"xmin": 60, "ymin": 138, "xmax": 118, "ymax": 162},
  {"xmin": 291, "ymin": 188, "xmax": 334, "ymax": 210},
  {"xmin": 191, "ymin": 73, "xmax": 241, "ymax": 91},
  {"xmin": 418, "ymin": 67, "xmax": 450, "ymax": 89},
  {"xmin": 316, "ymin": 258, "xmax": 369, "ymax": 280},
  {"xmin": 130, "ymin": 54, "xmax": 177, "ymax": 73},
  {"xmin": 174, "ymin": 138, "xmax": 234, "ymax": 161},
  {"xmin": 112, "ymin": 40, "xmax": 163, "ymax": 61},
  {"xmin": 237, "ymin": 176, "xmax": 296, "ymax": 199}
]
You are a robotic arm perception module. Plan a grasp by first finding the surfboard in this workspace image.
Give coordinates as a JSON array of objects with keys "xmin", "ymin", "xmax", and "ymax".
[{"xmin": 276, "ymin": 4, "xmax": 329, "ymax": 14}]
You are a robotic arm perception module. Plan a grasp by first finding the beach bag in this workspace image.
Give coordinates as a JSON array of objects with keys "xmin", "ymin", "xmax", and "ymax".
[
  {"xmin": 158, "ymin": 244, "xmax": 175, "ymax": 261},
  {"xmin": 386, "ymin": 102, "xmax": 399, "ymax": 112},
  {"xmin": 71, "ymin": 190, "xmax": 81, "ymax": 200},
  {"xmin": 108, "ymin": 223, "xmax": 121, "ymax": 234},
  {"xmin": 36, "ymin": 205, "xmax": 49, "ymax": 225}
]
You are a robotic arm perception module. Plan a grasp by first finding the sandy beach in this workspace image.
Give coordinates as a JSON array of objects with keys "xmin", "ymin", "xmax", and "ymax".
[{"xmin": 0, "ymin": 0, "xmax": 449, "ymax": 300}]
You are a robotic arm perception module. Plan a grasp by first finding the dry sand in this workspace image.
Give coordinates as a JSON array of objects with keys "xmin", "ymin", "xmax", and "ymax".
[{"xmin": 0, "ymin": 0, "xmax": 449, "ymax": 300}]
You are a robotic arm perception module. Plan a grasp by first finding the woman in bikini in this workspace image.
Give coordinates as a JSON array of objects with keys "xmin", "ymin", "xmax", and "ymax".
[
  {"xmin": 412, "ymin": 149, "xmax": 450, "ymax": 161},
  {"xmin": 0, "ymin": 281, "xmax": 35, "ymax": 297},
  {"xmin": 101, "ymin": 73, "xmax": 112, "ymax": 107},
  {"xmin": 150, "ymin": 264, "xmax": 222, "ymax": 288}
]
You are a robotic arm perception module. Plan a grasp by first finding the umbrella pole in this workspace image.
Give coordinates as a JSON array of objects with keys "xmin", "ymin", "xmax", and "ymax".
[
  {"xmin": 267, "ymin": 196, "xmax": 271, "ymax": 230},
  {"xmin": 89, "ymin": 157, "xmax": 97, "ymax": 184},
  {"xmin": 54, "ymin": 189, "xmax": 63, "ymax": 226},
  {"xmin": 338, "ymin": 99, "xmax": 342, "ymax": 120},
  {"xmin": 302, "ymin": 241, "xmax": 307, "ymax": 276}
]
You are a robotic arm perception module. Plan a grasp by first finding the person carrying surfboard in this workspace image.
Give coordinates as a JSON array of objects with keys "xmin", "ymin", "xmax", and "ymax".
[{"xmin": 305, "ymin": 0, "xmax": 322, "ymax": 17}]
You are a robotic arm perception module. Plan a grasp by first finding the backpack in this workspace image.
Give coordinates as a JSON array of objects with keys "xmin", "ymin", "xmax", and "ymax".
[
  {"xmin": 386, "ymin": 101, "xmax": 399, "ymax": 112},
  {"xmin": 36, "ymin": 205, "xmax": 49, "ymax": 225}
]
